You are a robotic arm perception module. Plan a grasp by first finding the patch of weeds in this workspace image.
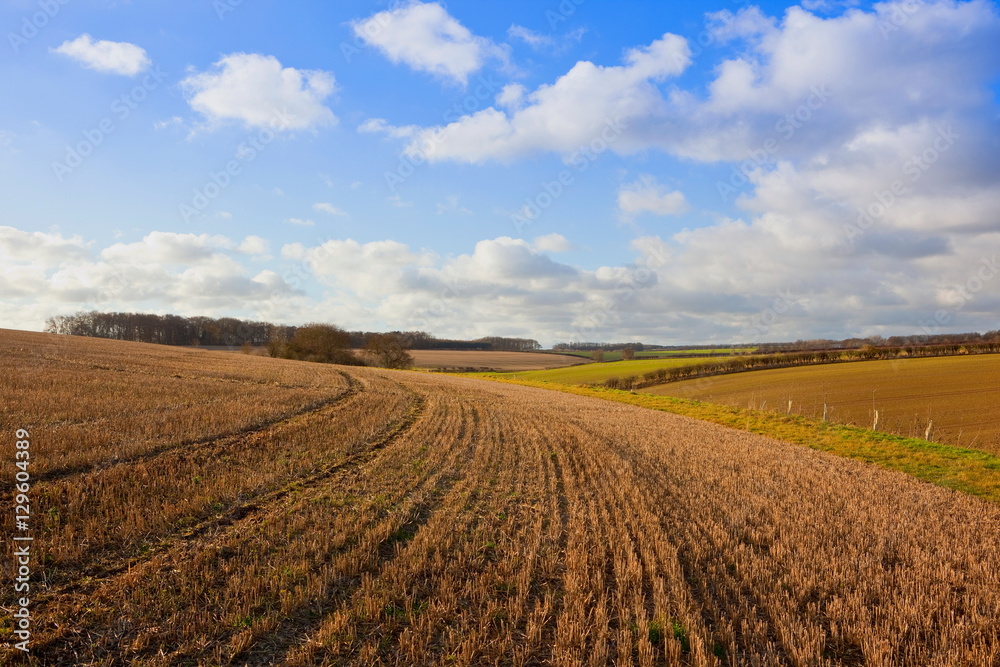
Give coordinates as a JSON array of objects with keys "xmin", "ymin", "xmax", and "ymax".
[
  {"xmin": 672, "ymin": 620, "xmax": 691, "ymax": 653},
  {"xmin": 648, "ymin": 619, "xmax": 665, "ymax": 645}
]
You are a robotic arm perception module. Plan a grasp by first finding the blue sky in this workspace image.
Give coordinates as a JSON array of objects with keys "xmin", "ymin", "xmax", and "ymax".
[{"xmin": 2, "ymin": 0, "xmax": 999, "ymax": 346}]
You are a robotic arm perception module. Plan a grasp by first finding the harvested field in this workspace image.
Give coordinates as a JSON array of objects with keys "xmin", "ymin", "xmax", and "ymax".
[
  {"xmin": 409, "ymin": 349, "xmax": 587, "ymax": 371},
  {"xmin": 478, "ymin": 357, "xmax": 729, "ymax": 386},
  {"xmin": 643, "ymin": 355, "xmax": 1000, "ymax": 454},
  {"xmin": 3, "ymin": 330, "xmax": 1000, "ymax": 665}
]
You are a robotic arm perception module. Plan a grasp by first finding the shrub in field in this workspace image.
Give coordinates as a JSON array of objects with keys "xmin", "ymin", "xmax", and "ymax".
[
  {"xmin": 283, "ymin": 324, "xmax": 365, "ymax": 366},
  {"xmin": 364, "ymin": 333, "xmax": 414, "ymax": 369}
]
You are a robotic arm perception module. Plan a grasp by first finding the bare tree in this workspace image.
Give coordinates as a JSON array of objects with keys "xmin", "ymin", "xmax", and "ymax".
[
  {"xmin": 591, "ymin": 349, "xmax": 605, "ymax": 362},
  {"xmin": 622, "ymin": 346, "xmax": 635, "ymax": 361},
  {"xmin": 284, "ymin": 324, "xmax": 364, "ymax": 365},
  {"xmin": 364, "ymin": 333, "xmax": 415, "ymax": 369}
]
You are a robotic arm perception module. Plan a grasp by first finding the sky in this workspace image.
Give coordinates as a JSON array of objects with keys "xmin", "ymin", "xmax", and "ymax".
[{"xmin": 1, "ymin": 0, "xmax": 998, "ymax": 346}]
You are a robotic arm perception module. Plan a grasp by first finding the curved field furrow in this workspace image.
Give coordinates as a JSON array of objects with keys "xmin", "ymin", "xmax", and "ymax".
[
  {"xmin": 11, "ymin": 372, "xmax": 418, "ymax": 626},
  {"xmin": 30, "ymin": 380, "xmax": 424, "ymax": 661},
  {"xmin": 10, "ymin": 373, "xmax": 358, "ymax": 491}
]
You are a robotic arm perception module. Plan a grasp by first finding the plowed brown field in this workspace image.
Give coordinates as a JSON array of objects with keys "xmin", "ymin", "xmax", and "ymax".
[{"xmin": 3, "ymin": 330, "xmax": 999, "ymax": 666}]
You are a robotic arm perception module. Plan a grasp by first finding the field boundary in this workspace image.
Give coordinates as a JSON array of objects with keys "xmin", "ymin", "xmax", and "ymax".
[
  {"xmin": 593, "ymin": 344, "xmax": 1000, "ymax": 390},
  {"xmin": 467, "ymin": 376, "xmax": 1000, "ymax": 504}
]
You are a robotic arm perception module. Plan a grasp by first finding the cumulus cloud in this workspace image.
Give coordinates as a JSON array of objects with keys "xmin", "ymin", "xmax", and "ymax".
[
  {"xmin": 533, "ymin": 233, "xmax": 573, "ymax": 253},
  {"xmin": 53, "ymin": 34, "xmax": 151, "ymax": 75},
  {"xmin": 181, "ymin": 53, "xmax": 337, "ymax": 131},
  {"xmin": 3, "ymin": 221, "xmax": 999, "ymax": 344},
  {"xmin": 391, "ymin": 2, "xmax": 999, "ymax": 166},
  {"xmin": 507, "ymin": 25, "xmax": 552, "ymax": 48},
  {"xmin": 401, "ymin": 32, "xmax": 691, "ymax": 163},
  {"xmin": 0, "ymin": 229, "xmax": 298, "ymax": 332},
  {"xmin": 351, "ymin": 1, "xmax": 507, "ymax": 85},
  {"xmin": 618, "ymin": 175, "xmax": 689, "ymax": 220},
  {"xmin": 313, "ymin": 203, "xmax": 347, "ymax": 216}
]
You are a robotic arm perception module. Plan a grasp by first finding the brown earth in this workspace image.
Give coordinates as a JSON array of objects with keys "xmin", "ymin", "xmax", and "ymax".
[
  {"xmin": 643, "ymin": 354, "xmax": 1000, "ymax": 454},
  {"xmin": 407, "ymin": 349, "xmax": 588, "ymax": 371}
]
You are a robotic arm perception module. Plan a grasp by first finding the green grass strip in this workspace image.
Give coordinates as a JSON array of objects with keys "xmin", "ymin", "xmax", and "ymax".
[{"xmin": 465, "ymin": 376, "xmax": 1000, "ymax": 504}]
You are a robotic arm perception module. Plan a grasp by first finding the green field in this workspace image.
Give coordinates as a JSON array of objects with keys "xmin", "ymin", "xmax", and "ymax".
[
  {"xmin": 638, "ymin": 348, "xmax": 752, "ymax": 357},
  {"xmin": 643, "ymin": 355, "xmax": 1000, "ymax": 454},
  {"xmin": 473, "ymin": 356, "xmax": 725, "ymax": 385},
  {"xmin": 549, "ymin": 348, "xmax": 752, "ymax": 363}
]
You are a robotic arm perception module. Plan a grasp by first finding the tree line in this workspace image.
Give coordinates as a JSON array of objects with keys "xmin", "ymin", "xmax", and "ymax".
[
  {"xmin": 599, "ymin": 341, "xmax": 1000, "ymax": 391},
  {"xmin": 43, "ymin": 311, "xmax": 541, "ymax": 355}
]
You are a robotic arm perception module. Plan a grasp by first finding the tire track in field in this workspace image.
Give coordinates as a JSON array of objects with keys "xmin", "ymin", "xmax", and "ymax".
[
  {"xmin": 27, "ymin": 375, "xmax": 422, "ymax": 637},
  {"xmin": 254, "ymin": 396, "xmax": 482, "ymax": 667},
  {"xmin": 29, "ymin": 384, "xmax": 383, "ymax": 590},
  {"xmin": 11, "ymin": 371, "xmax": 359, "ymax": 491}
]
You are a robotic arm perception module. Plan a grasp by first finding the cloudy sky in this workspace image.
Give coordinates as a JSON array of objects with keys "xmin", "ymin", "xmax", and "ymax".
[{"xmin": 2, "ymin": 0, "xmax": 998, "ymax": 345}]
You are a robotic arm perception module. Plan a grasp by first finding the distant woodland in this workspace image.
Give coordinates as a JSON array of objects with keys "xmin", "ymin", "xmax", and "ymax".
[{"xmin": 43, "ymin": 311, "xmax": 541, "ymax": 352}]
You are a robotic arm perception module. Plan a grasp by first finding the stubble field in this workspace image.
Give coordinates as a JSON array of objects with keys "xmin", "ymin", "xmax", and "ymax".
[
  {"xmin": 407, "ymin": 350, "xmax": 589, "ymax": 371},
  {"xmin": 3, "ymin": 329, "xmax": 1000, "ymax": 665},
  {"xmin": 643, "ymin": 355, "xmax": 1000, "ymax": 453}
]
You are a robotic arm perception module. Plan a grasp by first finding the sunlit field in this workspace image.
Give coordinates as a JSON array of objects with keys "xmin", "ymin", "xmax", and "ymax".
[
  {"xmin": 644, "ymin": 355, "xmax": 1000, "ymax": 453},
  {"xmin": 473, "ymin": 357, "xmax": 729, "ymax": 385}
]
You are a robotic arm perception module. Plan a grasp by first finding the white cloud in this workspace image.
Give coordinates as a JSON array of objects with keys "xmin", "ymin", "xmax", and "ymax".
[
  {"xmin": 351, "ymin": 1, "xmax": 508, "ymax": 85},
  {"xmin": 3, "ymin": 221, "xmax": 1000, "ymax": 345},
  {"xmin": 618, "ymin": 175, "xmax": 689, "ymax": 220},
  {"xmin": 358, "ymin": 117, "xmax": 418, "ymax": 139},
  {"xmin": 237, "ymin": 236, "xmax": 269, "ymax": 255},
  {"xmin": 508, "ymin": 24, "xmax": 586, "ymax": 53},
  {"xmin": 154, "ymin": 116, "xmax": 183, "ymax": 130},
  {"xmin": 435, "ymin": 195, "xmax": 472, "ymax": 215},
  {"xmin": 181, "ymin": 53, "xmax": 337, "ymax": 131},
  {"xmin": 287, "ymin": 218, "xmax": 315, "ymax": 227},
  {"xmin": 496, "ymin": 83, "xmax": 526, "ymax": 111},
  {"xmin": 507, "ymin": 25, "xmax": 552, "ymax": 48},
  {"xmin": 313, "ymin": 202, "xmax": 347, "ymax": 216},
  {"xmin": 401, "ymin": 32, "xmax": 691, "ymax": 163},
  {"xmin": 394, "ymin": 2, "xmax": 1000, "ymax": 166},
  {"xmin": 0, "ymin": 229, "xmax": 298, "ymax": 331},
  {"xmin": 100, "ymin": 232, "xmax": 234, "ymax": 265},
  {"xmin": 533, "ymin": 233, "xmax": 573, "ymax": 253},
  {"xmin": 53, "ymin": 34, "xmax": 151, "ymax": 76}
]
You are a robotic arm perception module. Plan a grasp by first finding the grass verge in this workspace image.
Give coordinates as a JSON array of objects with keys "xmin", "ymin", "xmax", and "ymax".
[{"xmin": 467, "ymin": 376, "xmax": 1000, "ymax": 504}]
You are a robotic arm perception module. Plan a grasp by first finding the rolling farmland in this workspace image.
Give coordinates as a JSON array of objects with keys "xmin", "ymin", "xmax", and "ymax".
[
  {"xmin": 643, "ymin": 355, "xmax": 1000, "ymax": 454},
  {"xmin": 4, "ymin": 330, "xmax": 1000, "ymax": 665},
  {"xmin": 408, "ymin": 350, "xmax": 588, "ymax": 371},
  {"xmin": 475, "ymin": 357, "xmax": 726, "ymax": 386}
]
